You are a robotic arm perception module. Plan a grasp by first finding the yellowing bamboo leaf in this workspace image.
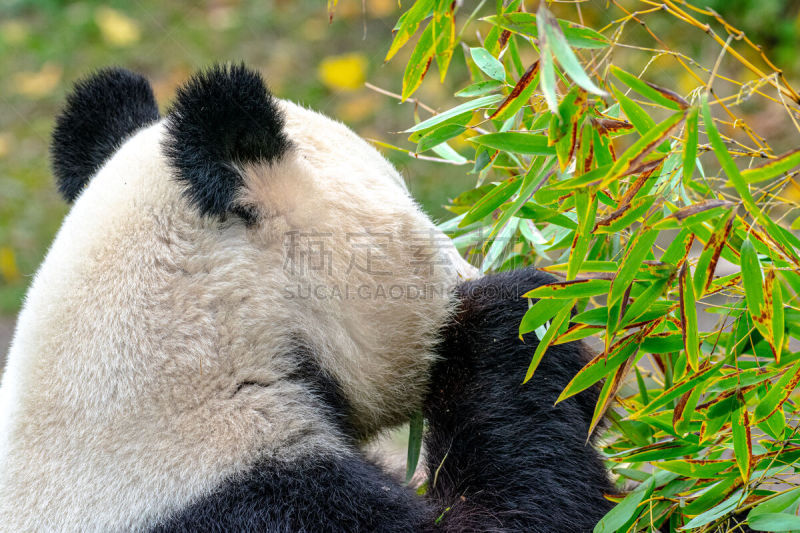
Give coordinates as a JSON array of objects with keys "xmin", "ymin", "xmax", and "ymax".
[{"xmin": 385, "ymin": 0, "xmax": 435, "ymax": 62}]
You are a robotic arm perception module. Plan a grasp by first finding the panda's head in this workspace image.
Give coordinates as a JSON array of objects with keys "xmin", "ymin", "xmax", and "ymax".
[{"xmin": 0, "ymin": 64, "xmax": 473, "ymax": 529}]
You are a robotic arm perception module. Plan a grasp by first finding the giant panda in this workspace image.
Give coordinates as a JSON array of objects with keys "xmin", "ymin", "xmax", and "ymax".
[{"xmin": 0, "ymin": 63, "xmax": 613, "ymax": 532}]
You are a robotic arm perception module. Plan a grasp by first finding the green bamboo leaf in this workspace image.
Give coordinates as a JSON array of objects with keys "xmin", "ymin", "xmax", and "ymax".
[
  {"xmin": 741, "ymin": 237, "xmax": 767, "ymax": 331},
  {"xmin": 772, "ymin": 272, "xmax": 785, "ymax": 362},
  {"xmin": 631, "ymin": 361, "xmax": 723, "ymax": 418},
  {"xmin": 430, "ymin": 142, "xmax": 468, "ymax": 164},
  {"xmin": 620, "ymin": 272, "xmax": 674, "ymax": 326},
  {"xmin": 568, "ymin": 189, "xmax": 597, "ymax": 280},
  {"xmin": 524, "ymin": 279, "xmax": 611, "ymax": 299},
  {"xmin": 386, "ymin": 0, "xmax": 435, "ymax": 61},
  {"xmin": 593, "ymin": 477, "xmax": 654, "ymax": 533},
  {"xmin": 748, "ymin": 487, "xmax": 800, "ymax": 518},
  {"xmin": 641, "ymin": 333, "xmax": 684, "ymax": 353},
  {"xmin": 470, "ymin": 47, "xmax": 506, "ymax": 82},
  {"xmin": 558, "ymin": 336, "xmax": 640, "ymax": 402},
  {"xmin": 609, "ymin": 227, "xmax": 659, "ymax": 306},
  {"xmin": 702, "ymin": 95, "xmax": 798, "ymax": 264},
  {"xmin": 482, "ymin": 13, "xmax": 609, "ymax": 49},
  {"xmin": 609, "ymin": 82, "xmax": 656, "ymax": 136},
  {"xmin": 406, "ymin": 410, "xmax": 423, "ymax": 483},
  {"xmin": 683, "ymin": 106, "xmax": 699, "ymax": 183},
  {"xmin": 600, "ymin": 110, "xmax": 686, "ymax": 189},
  {"xmin": 656, "ymin": 460, "xmax": 735, "ymax": 478},
  {"xmin": 416, "ymin": 124, "xmax": 467, "ymax": 153},
  {"xmin": 455, "ymin": 80, "xmax": 505, "ymax": 98},
  {"xmin": 406, "ymin": 94, "xmax": 505, "ymax": 132},
  {"xmin": 609, "ymin": 65, "xmax": 688, "ymax": 110},
  {"xmin": 748, "ymin": 513, "xmax": 800, "ymax": 531},
  {"xmin": 681, "ymin": 489, "xmax": 744, "ymax": 529},
  {"xmin": 679, "ymin": 262, "xmax": 700, "ymax": 372},
  {"xmin": 594, "ymin": 195, "xmax": 657, "ymax": 234},
  {"xmin": 489, "ymin": 61, "xmax": 540, "ymax": 122},
  {"xmin": 537, "ymin": 5, "xmax": 607, "ymax": 97},
  {"xmin": 693, "ymin": 209, "xmax": 735, "ymax": 297},
  {"xmin": 589, "ymin": 352, "xmax": 635, "ymax": 436},
  {"xmin": 471, "ymin": 132, "xmax": 556, "ymax": 155},
  {"xmin": 537, "ymin": 17, "xmax": 558, "ymax": 114},
  {"xmin": 732, "ymin": 397, "xmax": 752, "ymax": 483},
  {"xmin": 459, "ymin": 178, "xmax": 520, "ymax": 227},
  {"xmin": 402, "ymin": 22, "xmax": 436, "ymax": 100},
  {"xmin": 753, "ymin": 360, "xmax": 800, "ymax": 422},
  {"xmin": 523, "ymin": 305, "xmax": 571, "ymax": 383},
  {"xmin": 519, "ymin": 298, "xmax": 573, "ymax": 336},
  {"xmin": 481, "ymin": 217, "xmax": 519, "ymax": 272},
  {"xmin": 741, "ymin": 148, "xmax": 800, "ymax": 184}
]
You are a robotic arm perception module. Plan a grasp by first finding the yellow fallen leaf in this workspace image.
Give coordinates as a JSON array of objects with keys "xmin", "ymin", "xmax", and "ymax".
[
  {"xmin": 0, "ymin": 247, "xmax": 20, "ymax": 284},
  {"xmin": 95, "ymin": 7, "xmax": 140, "ymax": 47},
  {"xmin": 318, "ymin": 53, "xmax": 368, "ymax": 91},
  {"xmin": 13, "ymin": 63, "xmax": 62, "ymax": 99}
]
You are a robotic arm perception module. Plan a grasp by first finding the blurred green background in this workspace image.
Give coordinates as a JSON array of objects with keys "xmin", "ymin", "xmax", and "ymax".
[{"xmin": 1, "ymin": 0, "xmax": 799, "ymax": 316}]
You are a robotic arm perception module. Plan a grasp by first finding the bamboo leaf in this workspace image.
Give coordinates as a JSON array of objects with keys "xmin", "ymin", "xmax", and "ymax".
[
  {"xmin": 524, "ymin": 279, "xmax": 611, "ymax": 299},
  {"xmin": 489, "ymin": 61, "xmax": 540, "ymax": 122},
  {"xmin": 523, "ymin": 305, "xmax": 571, "ymax": 383},
  {"xmin": 471, "ymin": 132, "xmax": 556, "ymax": 155},
  {"xmin": 402, "ymin": 22, "xmax": 436, "ymax": 100},
  {"xmin": 741, "ymin": 148, "xmax": 800, "ymax": 184},
  {"xmin": 483, "ymin": 13, "xmax": 609, "ymax": 49},
  {"xmin": 406, "ymin": 410, "xmax": 424, "ymax": 483},
  {"xmin": 519, "ymin": 298, "xmax": 573, "ymax": 336},
  {"xmin": 416, "ymin": 124, "xmax": 467, "ymax": 153},
  {"xmin": 593, "ymin": 477, "xmax": 654, "ymax": 533},
  {"xmin": 609, "ymin": 227, "xmax": 659, "ymax": 306},
  {"xmin": 682, "ymin": 106, "xmax": 699, "ymax": 183},
  {"xmin": 537, "ymin": 5, "xmax": 607, "ymax": 97},
  {"xmin": 455, "ymin": 80, "xmax": 505, "ymax": 98},
  {"xmin": 679, "ymin": 262, "xmax": 701, "ymax": 372},
  {"xmin": 732, "ymin": 396, "xmax": 752, "ymax": 484},
  {"xmin": 459, "ymin": 178, "xmax": 520, "ymax": 227},
  {"xmin": 386, "ymin": 0, "xmax": 435, "ymax": 62},
  {"xmin": 610, "ymin": 65, "xmax": 688, "ymax": 110},
  {"xmin": 741, "ymin": 237, "xmax": 768, "ymax": 336},
  {"xmin": 693, "ymin": 209, "xmax": 735, "ymax": 297},
  {"xmin": 600, "ymin": 110, "xmax": 686, "ymax": 189},
  {"xmin": 406, "ymin": 94, "xmax": 505, "ymax": 132},
  {"xmin": 753, "ymin": 360, "xmax": 800, "ymax": 422},
  {"xmin": 748, "ymin": 513, "xmax": 800, "ymax": 531},
  {"xmin": 470, "ymin": 47, "xmax": 506, "ymax": 82}
]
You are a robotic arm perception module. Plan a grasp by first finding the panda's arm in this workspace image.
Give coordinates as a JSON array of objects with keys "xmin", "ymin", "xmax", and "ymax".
[
  {"xmin": 152, "ymin": 451, "xmax": 432, "ymax": 532},
  {"xmin": 154, "ymin": 269, "xmax": 611, "ymax": 533},
  {"xmin": 421, "ymin": 268, "xmax": 614, "ymax": 532}
]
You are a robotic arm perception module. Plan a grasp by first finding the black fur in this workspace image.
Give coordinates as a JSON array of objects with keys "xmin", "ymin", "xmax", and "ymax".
[
  {"xmin": 289, "ymin": 343, "xmax": 357, "ymax": 439},
  {"xmin": 163, "ymin": 63, "xmax": 291, "ymax": 224},
  {"xmin": 152, "ymin": 454, "xmax": 429, "ymax": 533},
  {"xmin": 50, "ymin": 67, "xmax": 160, "ymax": 202},
  {"xmin": 423, "ymin": 268, "xmax": 614, "ymax": 532},
  {"xmin": 149, "ymin": 268, "xmax": 612, "ymax": 532}
]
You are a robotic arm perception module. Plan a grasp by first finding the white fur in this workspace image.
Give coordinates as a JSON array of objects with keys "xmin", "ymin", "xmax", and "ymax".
[{"xmin": 0, "ymin": 101, "xmax": 475, "ymax": 531}]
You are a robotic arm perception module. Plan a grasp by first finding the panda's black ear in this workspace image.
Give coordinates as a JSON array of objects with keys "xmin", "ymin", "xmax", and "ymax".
[
  {"xmin": 51, "ymin": 67, "xmax": 160, "ymax": 203},
  {"xmin": 163, "ymin": 63, "xmax": 291, "ymax": 223}
]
